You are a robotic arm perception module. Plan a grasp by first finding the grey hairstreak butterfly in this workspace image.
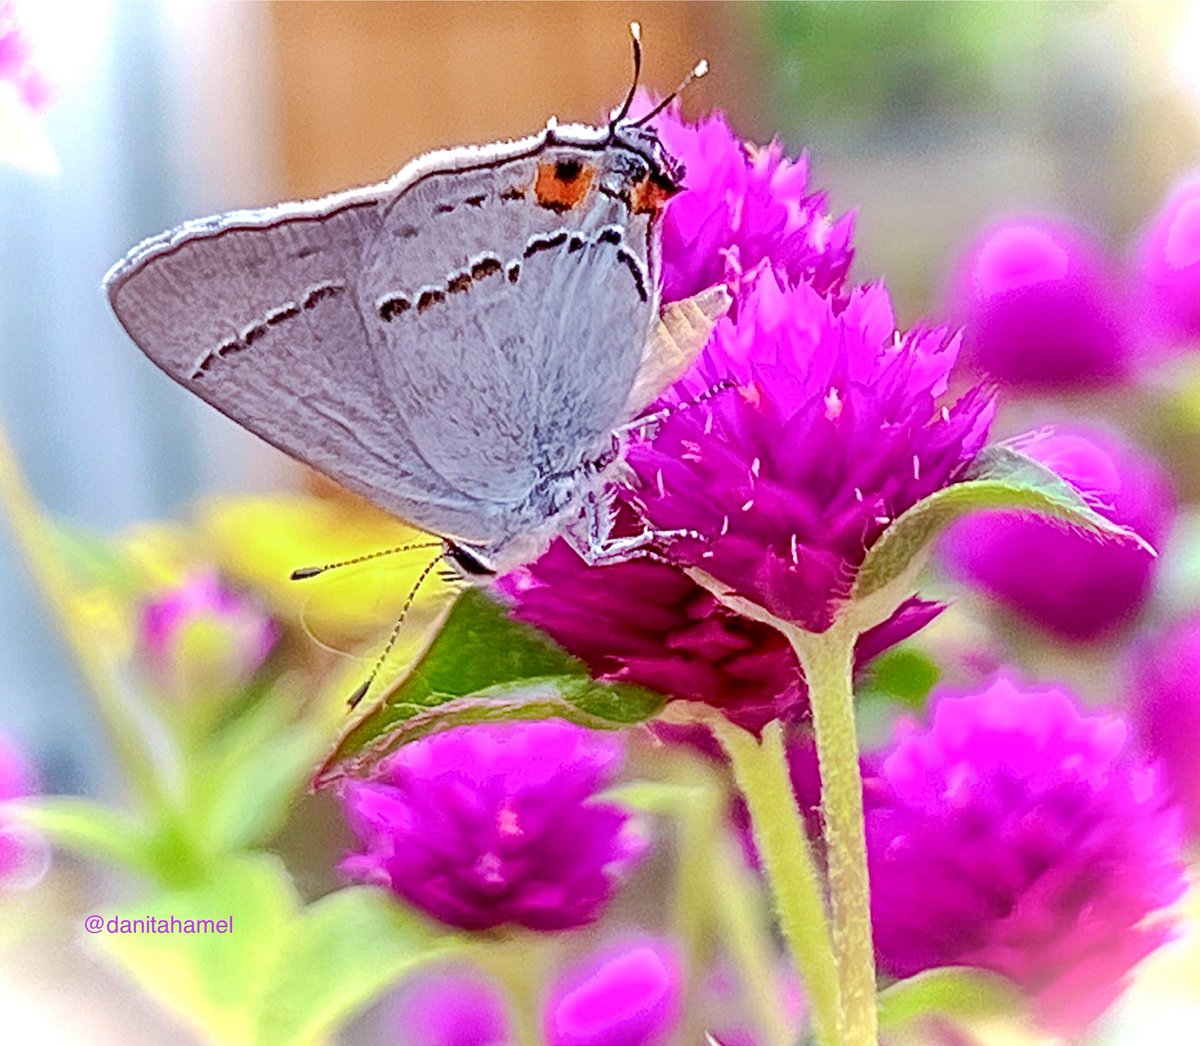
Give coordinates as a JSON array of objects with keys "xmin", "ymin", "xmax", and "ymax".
[{"xmin": 104, "ymin": 25, "xmax": 725, "ymax": 699}]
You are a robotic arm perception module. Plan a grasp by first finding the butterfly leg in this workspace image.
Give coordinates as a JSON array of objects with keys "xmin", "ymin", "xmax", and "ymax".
[
  {"xmin": 570, "ymin": 487, "xmax": 704, "ymax": 567},
  {"xmin": 617, "ymin": 377, "xmax": 737, "ymax": 441}
]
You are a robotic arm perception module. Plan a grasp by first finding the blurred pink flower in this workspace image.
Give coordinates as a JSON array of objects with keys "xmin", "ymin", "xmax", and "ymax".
[
  {"xmin": 0, "ymin": 1, "xmax": 54, "ymax": 112},
  {"xmin": 339, "ymin": 722, "xmax": 645, "ymax": 932},
  {"xmin": 139, "ymin": 570, "xmax": 278, "ymax": 699},
  {"xmin": 1135, "ymin": 172, "xmax": 1200, "ymax": 348},
  {"xmin": 637, "ymin": 99, "xmax": 854, "ymax": 305},
  {"xmin": 0, "ymin": 732, "xmax": 42, "ymax": 888},
  {"xmin": 1130, "ymin": 614, "xmax": 1200, "ymax": 839},
  {"xmin": 948, "ymin": 218, "xmax": 1130, "ymax": 389},
  {"xmin": 941, "ymin": 425, "xmax": 1173, "ymax": 641},
  {"xmin": 391, "ymin": 968, "xmax": 509, "ymax": 1046},
  {"xmin": 544, "ymin": 937, "xmax": 681, "ymax": 1046},
  {"xmin": 867, "ymin": 674, "xmax": 1188, "ymax": 1036}
]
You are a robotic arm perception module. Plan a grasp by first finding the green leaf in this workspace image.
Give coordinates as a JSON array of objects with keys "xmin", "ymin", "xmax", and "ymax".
[
  {"xmin": 91, "ymin": 854, "xmax": 298, "ymax": 1046},
  {"xmin": 850, "ymin": 444, "xmax": 1152, "ymax": 622},
  {"xmin": 599, "ymin": 780, "xmax": 707, "ymax": 814},
  {"xmin": 858, "ymin": 647, "xmax": 941, "ymax": 711},
  {"xmin": 877, "ymin": 966, "xmax": 1025, "ymax": 1032},
  {"xmin": 257, "ymin": 887, "xmax": 450, "ymax": 1046},
  {"xmin": 316, "ymin": 589, "xmax": 664, "ymax": 785},
  {"xmin": 12, "ymin": 797, "xmax": 159, "ymax": 878}
]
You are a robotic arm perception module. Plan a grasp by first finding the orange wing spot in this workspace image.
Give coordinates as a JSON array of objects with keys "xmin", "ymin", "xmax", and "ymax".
[
  {"xmin": 535, "ymin": 159, "xmax": 596, "ymax": 213},
  {"xmin": 631, "ymin": 174, "xmax": 675, "ymax": 216}
]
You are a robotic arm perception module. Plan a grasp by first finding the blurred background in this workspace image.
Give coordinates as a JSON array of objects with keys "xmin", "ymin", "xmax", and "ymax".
[{"xmin": 3, "ymin": 1, "xmax": 1200, "ymax": 1042}]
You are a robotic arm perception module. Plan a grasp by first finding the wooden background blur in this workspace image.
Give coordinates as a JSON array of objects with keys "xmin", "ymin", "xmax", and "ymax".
[{"xmin": 268, "ymin": 1, "xmax": 767, "ymax": 199}]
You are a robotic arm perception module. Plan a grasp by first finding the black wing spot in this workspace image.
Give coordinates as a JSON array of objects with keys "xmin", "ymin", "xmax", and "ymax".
[
  {"xmin": 294, "ymin": 246, "xmax": 320, "ymax": 260},
  {"xmin": 398, "ymin": 224, "xmax": 419, "ymax": 239},
  {"xmin": 464, "ymin": 194, "xmax": 486, "ymax": 208},
  {"xmin": 598, "ymin": 228, "xmax": 622, "ymax": 246},
  {"xmin": 379, "ymin": 296, "xmax": 411, "ymax": 322},
  {"xmin": 448, "ymin": 273, "xmax": 471, "ymax": 294},
  {"xmin": 555, "ymin": 158, "xmax": 583, "ymax": 182},
  {"xmin": 266, "ymin": 304, "xmax": 301, "ymax": 326},
  {"xmin": 216, "ymin": 338, "xmax": 240, "ymax": 357},
  {"xmin": 524, "ymin": 231, "xmax": 568, "ymax": 259},
  {"xmin": 500, "ymin": 186, "xmax": 525, "ymax": 201},
  {"xmin": 243, "ymin": 323, "xmax": 268, "ymax": 346},
  {"xmin": 616, "ymin": 248, "xmax": 649, "ymax": 303},
  {"xmin": 417, "ymin": 289, "xmax": 446, "ymax": 312},
  {"xmin": 567, "ymin": 235, "xmax": 586, "ymax": 253},
  {"xmin": 435, "ymin": 203, "xmax": 455, "ymax": 215},
  {"xmin": 471, "ymin": 256, "xmax": 503, "ymax": 280},
  {"xmin": 303, "ymin": 283, "xmax": 344, "ymax": 309},
  {"xmin": 507, "ymin": 262, "xmax": 520, "ymax": 284}
]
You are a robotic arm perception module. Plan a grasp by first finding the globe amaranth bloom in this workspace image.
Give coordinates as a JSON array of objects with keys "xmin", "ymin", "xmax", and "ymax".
[
  {"xmin": 941, "ymin": 425, "xmax": 1173, "ymax": 641},
  {"xmin": 628, "ymin": 269, "xmax": 994, "ymax": 632},
  {"xmin": 1130, "ymin": 614, "xmax": 1200, "ymax": 839},
  {"xmin": 544, "ymin": 937, "xmax": 681, "ymax": 1046},
  {"xmin": 339, "ymin": 722, "xmax": 645, "ymax": 932},
  {"xmin": 948, "ymin": 217, "xmax": 1130, "ymax": 389},
  {"xmin": 637, "ymin": 100, "xmax": 854, "ymax": 305},
  {"xmin": 391, "ymin": 967, "xmax": 509, "ymax": 1046},
  {"xmin": 867, "ymin": 674, "xmax": 1188, "ymax": 1036},
  {"xmin": 139, "ymin": 570, "xmax": 279, "ymax": 700},
  {"xmin": 1136, "ymin": 171, "xmax": 1200, "ymax": 347}
]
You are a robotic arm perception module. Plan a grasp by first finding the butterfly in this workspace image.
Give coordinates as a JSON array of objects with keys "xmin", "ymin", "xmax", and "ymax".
[{"xmin": 105, "ymin": 26, "xmax": 725, "ymax": 699}]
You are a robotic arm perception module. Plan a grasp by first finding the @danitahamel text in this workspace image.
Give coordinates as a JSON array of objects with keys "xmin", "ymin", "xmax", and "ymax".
[{"xmin": 84, "ymin": 914, "xmax": 233, "ymax": 934}]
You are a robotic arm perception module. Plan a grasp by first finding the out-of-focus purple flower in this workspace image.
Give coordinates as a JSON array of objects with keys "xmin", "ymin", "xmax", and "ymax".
[
  {"xmin": 629, "ymin": 269, "xmax": 994, "ymax": 633},
  {"xmin": 867, "ymin": 674, "xmax": 1188, "ymax": 1036},
  {"xmin": 139, "ymin": 570, "xmax": 279, "ymax": 699},
  {"xmin": 635, "ymin": 98, "xmax": 854, "ymax": 303},
  {"xmin": 391, "ymin": 968, "xmax": 509, "ymax": 1046},
  {"xmin": 948, "ymin": 218, "xmax": 1130, "ymax": 389},
  {"xmin": 502, "ymin": 536, "xmax": 942, "ymax": 733},
  {"xmin": 544, "ymin": 937, "xmax": 681, "ymax": 1046},
  {"xmin": 941, "ymin": 425, "xmax": 1173, "ymax": 641},
  {"xmin": 1136, "ymin": 172, "xmax": 1200, "ymax": 347},
  {"xmin": 1130, "ymin": 614, "xmax": 1200, "ymax": 839},
  {"xmin": 339, "ymin": 722, "xmax": 645, "ymax": 932},
  {"xmin": 0, "ymin": 1, "xmax": 54, "ymax": 112},
  {"xmin": 0, "ymin": 733, "xmax": 44, "ymax": 888}
]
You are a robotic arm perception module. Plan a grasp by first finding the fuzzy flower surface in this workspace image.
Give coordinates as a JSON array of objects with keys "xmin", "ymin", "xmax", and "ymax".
[
  {"xmin": 641, "ymin": 100, "xmax": 854, "ymax": 304},
  {"xmin": 867, "ymin": 675, "xmax": 1188, "ymax": 1035},
  {"xmin": 1136, "ymin": 172, "xmax": 1200, "ymax": 347},
  {"xmin": 544, "ymin": 937, "xmax": 681, "ymax": 1046},
  {"xmin": 1130, "ymin": 613, "xmax": 1200, "ymax": 839},
  {"xmin": 391, "ymin": 968, "xmax": 509, "ymax": 1046},
  {"xmin": 139, "ymin": 570, "xmax": 279, "ymax": 699},
  {"xmin": 339, "ymin": 722, "xmax": 645, "ymax": 932},
  {"xmin": 941, "ymin": 426, "xmax": 1173, "ymax": 641},
  {"xmin": 628, "ymin": 269, "xmax": 994, "ymax": 632},
  {"xmin": 948, "ymin": 217, "xmax": 1130, "ymax": 389}
]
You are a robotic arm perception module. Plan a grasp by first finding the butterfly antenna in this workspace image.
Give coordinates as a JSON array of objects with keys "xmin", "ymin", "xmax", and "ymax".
[
  {"xmin": 630, "ymin": 58, "xmax": 709, "ymax": 128},
  {"xmin": 609, "ymin": 21, "xmax": 644, "ymax": 131},
  {"xmin": 289, "ymin": 541, "xmax": 445, "ymax": 581},
  {"xmin": 346, "ymin": 546, "xmax": 449, "ymax": 709}
]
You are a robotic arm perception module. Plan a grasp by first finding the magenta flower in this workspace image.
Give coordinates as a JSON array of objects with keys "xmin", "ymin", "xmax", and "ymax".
[
  {"xmin": 544, "ymin": 937, "xmax": 681, "ymax": 1046},
  {"xmin": 0, "ymin": 732, "xmax": 38, "ymax": 887},
  {"xmin": 1136, "ymin": 172, "xmax": 1200, "ymax": 347},
  {"xmin": 867, "ymin": 674, "xmax": 1188, "ymax": 1035},
  {"xmin": 339, "ymin": 722, "xmax": 645, "ymax": 932},
  {"xmin": 502, "ymin": 535, "xmax": 942, "ymax": 733},
  {"xmin": 0, "ymin": 1, "xmax": 54, "ymax": 113},
  {"xmin": 628, "ymin": 269, "xmax": 994, "ymax": 633},
  {"xmin": 639, "ymin": 100, "xmax": 854, "ymax": 304},
  {"xmin": 1130, "ymin": 614, "xmax": 1200, "ymax": 838},
  {"xmin": 941, "ymin": 425, "xmax": 1173, "ymax": 641},
  {"xmin": 948, "ymin": 218, "xmax": 1130, "ymax": 389},
  {"xmin": 391, "ymin": 968, "xmax": 509, "ymax": 1046},
  {"xmin": 139, "ymin": 570, "xmax": 278, "ymax": 699}
]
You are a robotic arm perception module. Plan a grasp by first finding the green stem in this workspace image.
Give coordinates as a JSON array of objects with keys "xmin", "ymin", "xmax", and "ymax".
[
  {"xmin": 791, "ymin": 619, "xmax": 878, "ymax": 1046},
  {"xmin": 0, "ymin": 417, "xmax": 170, "ymax": 813},
  {"xmin": 473, "ymin": 934, "xmax": 545, "ymax": 1046},
  {"xmin": 708, "ymin": 714, "xmax": 841, "ymax": 1046}
]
